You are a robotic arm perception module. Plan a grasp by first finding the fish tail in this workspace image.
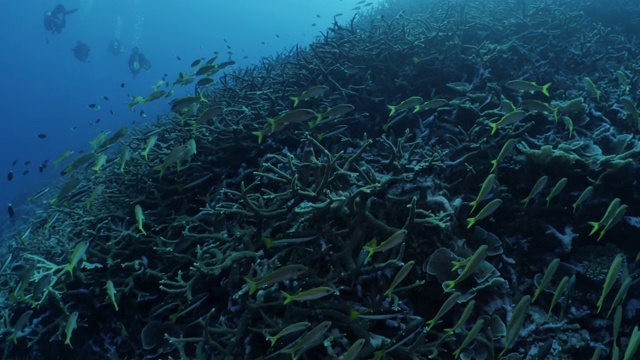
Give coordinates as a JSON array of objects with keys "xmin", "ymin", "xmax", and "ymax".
[
  {"xmin": 264, "ymin": 237, "xmax": 273, "ymax": 249},
  {"xmin": 465, "ymin": 217, "xmax": 476, "ymax": 229},
  {"xmin": 541, "ymin": 83, "xmax": 551, "ymax": 97},
  {"xmin": 443, "ymin": 280, "xmax": 456, "ymax": 292},
  {"xmin": 413, "ymin": 105, "xmax": 421, "ymax": 113},
  {"xmin": 489, "ymin": 159, "xmax": 498, "ymax": 173},
  {"xmin": 387, "ymin": 105, "xmax": 396, "ymax": 117},
  {"xmin": 587, "ymin": 221, "xmax": 600, "ymax": 236},
  {"xmin": 281, "ymin": 291, "xmax": 293, "ymax": 304},
  {"xmin": 489, "ymin": 122, "xmax": 499, "ymax": 135},
  {"xmin": 290, "ymin": 97, "xmax": 299, "ymax": 107},
  {"xmin": 153, "ymin": 165, "xmax": 164, "ymax": 179},
  {"xmin": 199, "ymin": 92, "xmax": 208, "ymax": 103},
  {"xmin": 425, "ymin": 319, "xmax": 435, "ymax": 329},
  {"xmin": 451, "ymin": 260, "xmax": 463, "ymax": 271},
  {"xmin": 251, "ymin": 131, "xmax": 264, "ymax": 144},
  {"xmin": 244, "ymin": 277, "xmax": 258, "ymax": 295},
  {"xmin": 468, "ymin": 202, "xmax": 478, "ymax": 215}
]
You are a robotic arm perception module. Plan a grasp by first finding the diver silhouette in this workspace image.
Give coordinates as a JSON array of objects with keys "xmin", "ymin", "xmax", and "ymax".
[
  {"xmin": 108, "ymin": 39, "xmax": 124, "ymax": 57},
  {"xmin": 43, "ymin": 4, "xmax": 77, "ymax": 34},
  {"xmin": 128, "ymin": 47, "xmax": 152, "ymax": 78},
  {"xmin": 73, "ymin": 41, "xmax": 90, "ymax": 62}
]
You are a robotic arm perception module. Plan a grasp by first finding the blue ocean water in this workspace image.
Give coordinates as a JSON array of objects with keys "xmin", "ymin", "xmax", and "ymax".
[{"xmin": 0, "ymin": 0, "xmax": 372, "ymax": 230}]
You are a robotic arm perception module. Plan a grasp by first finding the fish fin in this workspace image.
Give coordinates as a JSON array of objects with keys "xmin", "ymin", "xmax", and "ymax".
[
  {"xmin": 541, "ymin": 82, "xmax": 552, "ymax": 97},
  {"xmin": 290, "ymin": 97, "xmax": 299, "ymax": 107}
]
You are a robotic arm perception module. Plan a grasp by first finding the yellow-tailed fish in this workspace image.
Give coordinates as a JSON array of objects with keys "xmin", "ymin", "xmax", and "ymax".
[
  {"xmin": 532, "ymin": 258, "xmax": 560, "ymax": 303},
  {"xmin": 572, "ymin": 186, "xmax": 593, "ymax": 213},
  {"xmin": 127, "ymin": 96, "xmax": 145, "ymax": 110},
  {"xmin": 119, "ymin": 146, "xmax": 130, "ymax": 173},
  {"xmin": 244, "ymin": 264, "xmax": 308, "ymax": 295},
  {"xmin": 153, "ymin": 140, "xmax": 196, "ymax": 178},
  {"xmin": 383, "ymin": 260, "xmax": 414, "ymax": 298},
  {"xmin": 521, "ymin": 99, "xmax": 556, "ymax": 115},
  {"xmin": 89, "ymin": 131, "xmax": 110, "ymax": 151},
  {"xmin": 342, "ymin": 339, "xmax": 366, "ymax": 360},
  {"xmin": 362, "ymin": 229, "xmax": 408, "ymax": 260},
  {"xmin": 141, "ymin": 135, "xmax": 157, "ymax": 161},
  {"xmin": 499, "ymin": 295, "xmax": 531, "ymax": 358},
  {"xmin": 144, "ymin": 89, "xmax": 166, "ymax": 103},
  {"xmin": 521, "ymin": 175, "xmax": 548, "ymax": 207},
  {"xmin": 97, "ymin": 127, "xmax": 129, "ymax": 152},
  {"xmin": 64, "ymin": 311, "xmax": 79, "ymax": 348},
  {"xmin": 453, "ymin": 318, "xmax": 484, "ymax": 359},
  {"xmin": 545, "ymin": 178, "xmax": 568, "ymax": 207},
  {"xmin": 265, "ymin": 321, "xmax": 310, "ymax": 347},
  {"xmin": 597, "ymin": 204, "xmax": 627, "ymax": 241},
  {"xmin": 264, "ymin": 233, "xmax": 318, "ymax": 249},
  {"xmin": 152, "ymin": 79, "xmax": 165, "ymax": 91},
  {"xmin": 489, "ymin": 110, "xmax": 528, "ymax": 135},
  {"xmin": 444, "ymin": 299, "xmax": 475, "ymax": 333},
  {"xmin": 194, "ymin": 106, "xmax": 224, "ymax": 126},
  {"xmin": 469, "ymin": 174, "xmax": 496, "ymax": 214},
  {"xmin": 268, "ymin": 109, "xmax": 317, "ymax": 132},
  {"xmin": 170, "ymin": 93, "xmax": 208, "ymax": 113},
  {"xmin": 415, "ymin": 98, "xmax": 448, "ymax": 112},
  {"xmin": 583, "ymin": 77, "xmax": 601, "ymax": 102},
  {"xmin": 281, "ymin": 321, "xmax": 331, "ymax": 359},
  {"xmin": 13, "ymin": 265, "xmax": 36, "ymax": 299},
  {"xmin": 505, "ymin": 80, "xmax": 551, "ymax": 96},
  {"xmin": 561, "ymin": 116, "xmax": 574, "ymax": 138},
  {"xmin": 620, "ymin": 97, "xmax": 640, "ymax": 130},
  {"xmin": 9, "ymin": 310, "xmax": 33, "ymax": 344},
  {"xmin": 616, "ymin": 71, "xmax": 630, "ymax": 94},
  {"xmin": 281, "ymin": 286, "xmax": 335, "ymax": 304},
  {"xmin": 134, "ymin": 205, "xmax": 147, "ymax": 235},
  {"xmin": 466, "ymin": 199, "xmax": 502, "ymax": 229},
  {"xmin": 425, "ymin": 291, "xmax": 461, "ymax": 329},
  {"xmin": 588, "ymin": 198, "xmax": 621, "ymax": 236},
  {"xmin": 596, "ymin": 254, "xmax": 623, "ymax": 313},
  {"xmin": 84, "ymin": 185, "xmax": 104, "ymax": 210},
  {"xmin": 387, "ymin": 96, "xmax": 423, "ymax": 117},
  {"xmin": 290, "ymin": 85, "xmax": 330, "ymax": 107},
  {"xmin": 490, "ymin": 139, "xmax": 516, "ymax": 173},
  {"xmin": 64, "ymin": 241, "xmax": 89, "ymax": 275},
  {"xmin": 313, "ymin": 103, "xmax": 355, "ymax": 125},
  {"xmin": 607, "ymin": 277, "xmax": 631, "ymax": 319},
  {"xmin": 53, "ymin": 150, "xmax": 74, "ymax": 169},
  {"xmin": 443, "ymin": 245, "xmax": 488, "ymax": 291},
  {"xmin": 55, "ymin": 177, "xmax": 81, "ymax": 205},
  {"xmin": 91, "ymin": 154, "xmax": 107, "ymax": 173},
  {"xmin": 624, "ymin": 326, "xmax": 640, "ymax": 360},
  {"xmin": 105, "ymin": 280, "xmax": 119, "ymax": 311},
  {"xmin": 547, "ymin": 276, "xmax": 569, "ymax": 317}
]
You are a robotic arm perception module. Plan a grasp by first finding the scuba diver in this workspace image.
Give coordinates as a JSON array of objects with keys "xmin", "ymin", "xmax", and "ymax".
[
  {"xmin": 128, "ymin": 47, "xmax": 152, "ymax": 78},
  {"xmin": 108, "ymin": 39, "xmax": 124, "ymax": 56},
  {"xmin": 72, "ymin": 41, "xmax": 90, "ymax": 62},
  {"xmin": 43, "ymin": 4, "xmax": 77, "ymax": 34}
]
